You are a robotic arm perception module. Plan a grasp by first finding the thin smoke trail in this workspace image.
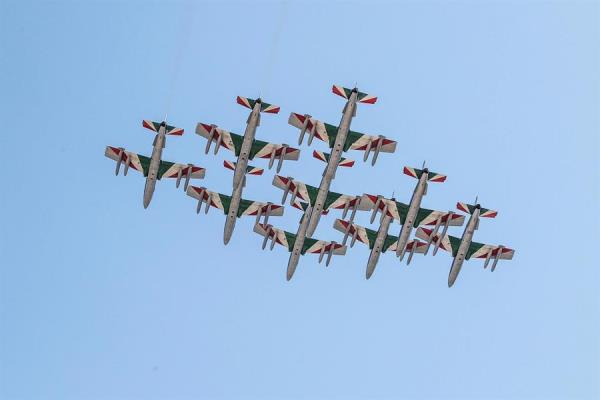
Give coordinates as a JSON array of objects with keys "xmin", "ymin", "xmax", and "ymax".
[
  {"xmin": 163, "ymin": 0, "xmax": 198, "ymax": 120},
  {"xmin": 260, "ymin": 1, "xmax": 288, "ymax": 99}
]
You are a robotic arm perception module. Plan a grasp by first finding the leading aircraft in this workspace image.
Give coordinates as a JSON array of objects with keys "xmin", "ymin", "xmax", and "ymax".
[
  {"xmin": 194, "ymin": 96, "xmax": 300, "ymax": 243},
  {"xmin": 416, "ymin": 200, "xmax": 515, "ymax": 287},
  {"xmin": 104, "ymin": 120, "xmax": 206, "ymax": 208},
  {"xmin": 287, "ymin": 85, "xmax": 397, "ymax": 236}
]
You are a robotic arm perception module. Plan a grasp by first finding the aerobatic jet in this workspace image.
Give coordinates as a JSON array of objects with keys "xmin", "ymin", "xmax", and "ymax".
[
  {"xmin": 333, "ymin": 218, "xmax": 429, "ymax": 277},
  {"xmin": 254, "ymin": 201, "xmax": 347, "ymax": 281},
  {"xmin": 272, "ymin": 175, "xmax": 370, "ymax": 226},
  {"xmin": 334, "ymin": 166, "xmax": 464, "ymax": 279},
  {"xmin": 104, "ymin": 120, "xmax": 206, "ymax": 208},
  {"xmin": 193, "ymin": 96, "xmax": 300, "ymax": 243},
  {"xmin": 416, "ymin": 200, "xmax": 515, "ymax": 287},
  {"xmin": 287, "ymin": 85, "xmax": 397, "ymax": 236}
]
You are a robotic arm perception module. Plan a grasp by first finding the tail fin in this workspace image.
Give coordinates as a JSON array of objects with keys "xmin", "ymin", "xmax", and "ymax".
[
  {"xmin": 236, "ymin": 96, "xmax": 280, "ymax": 114},
  {"xmin": 142, "ymin": 120, "xmax": 184, "ymax": 136},
  {"xmin": 223, "ymin": 160, "xmax": 264, "ymax": 176},
  {"xmin": 456, "ymin": 202, "xmax": 498, "ymax": 218},
  {"xmin": 403, "ymin": 166, "xmax": 446, "ymax": 182},
  {"xmin": 331, "ymin": 85, "xmax": 377, "ymax": 104},
  {"xmin": 313, "ymin": 150, "xmax": 355, "ymax": 167}
]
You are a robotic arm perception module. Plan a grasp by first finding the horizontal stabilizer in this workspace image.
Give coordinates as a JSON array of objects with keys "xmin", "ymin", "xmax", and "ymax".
[
  {"xmin": 403, "ymin": 166, "xmax": 446, "ymax": 183},
  {"xmin": 223, "ymin": 160, "xmax": 264, "ymax": 175},
  {"xmin": 456, "ymin": 202, "xmax": 497, "ymax": 218},
  {"xmin": 142, "ymin": 120, "xmax": 184, "ymax": 136},
  {"xmin": 236, "ymin": 96, "xmax": 280, "ymax": 114},
  {"xmin": 312, "ymin": 150, "xmax": 354, "ymax": 167},
  {"xmin": 331, "ymin": 85, "xmax": 377, "ymax": 104}
]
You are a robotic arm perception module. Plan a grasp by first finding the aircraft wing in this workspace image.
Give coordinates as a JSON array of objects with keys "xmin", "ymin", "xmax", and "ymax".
[
  {"xmin": 359, "ymin": 194, "xmax": 409, "ymax": 223},
  {"xmin": 253, "ymin": 223, "xmax": 294, "ymax": 251},
  {"xmin": 414, "ymin": 208, "xmax": 465, "ymax": 228},
  {"xmin": 157, "ymin": 161, "xmax": 206, "ymax": 180},
  {"xmin": 248, "ymin": 138, "xmax": 301, "ymax": 162},
  {"xmin": 343, "ymin": 129, "xmax": 397, "ymax": 154},
  {"xmin": 333, "ymin": 219, "xmax": 377, "ymax": 249},
  {"xmin": 196, "ymin": 123, "xmax": 242, "ymax": 155},
  {"xmin": 466, "ymin": 242, "xmax": 515, "ymax": 261},
  {"xmin": 272, "ymin": 175, "xmax": 318, "ymax": 205},
  {"xmin": 301, "ymin": 237, "xmax": 346, "ymax": 256},
  {"xmin": 238, "ymin": 198, "xmax": 284, "ymax": 218},
  {"xmin": 187, "ymin": 186, "xmax": 283, "ymax": 218},
  {"xmin": 288, "ymin": 113, "xmax": 333, "ymax": 144},
  {"xmin": 324, "ymin": 191, "xmax": 370, "ymax": 214},
  {"xmin": 105, "ymin": 146, "xmax": 149, "ymax": 175},
  {"xmin": 415, "ymin": 227, "xmax": 461, "ymax": 257}
]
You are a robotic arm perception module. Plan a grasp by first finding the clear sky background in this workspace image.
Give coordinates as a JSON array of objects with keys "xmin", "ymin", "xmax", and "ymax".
[{"xmin": 1, "ymin": 1, "xmax": 598, "ymax": 399}]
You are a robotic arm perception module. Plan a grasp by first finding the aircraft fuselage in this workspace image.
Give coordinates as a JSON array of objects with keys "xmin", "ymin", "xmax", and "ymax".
[
  {"xmin": 396, "ymin": 172, "xmax": 429, "ymax": 259},
  {"xmin": 366, "ymin": 214, "xmax": 393, "ymax": 279},
  {"xmin": 223, "ymin": 183, "xmax": 244, "ymax": 245},
  {"xmin": 223, "ymin": 101, "xmax": 262, "ymax": 244},
  {"xmin": 232, "ymin": 102, "xmax": 261, "ymax": 189},
  {"xmin": 306, "ymin": 91, "xmax": 358, "ymax": 236},
  {"xmin": 286, "ymin": 206, "xmax": 312, "ymax": 281},
  {"xmin": 448, "ymin": 208, "xmax": 481, "ymax": 287},
  {"xmin": 143, "ymin": 126, "xmax": 166, "ymax": 209}
]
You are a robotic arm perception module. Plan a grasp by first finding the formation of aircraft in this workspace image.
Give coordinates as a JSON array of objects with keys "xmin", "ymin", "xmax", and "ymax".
[{"xmin": 104, "ymin": 84, "xmax": 515, "ymax": 287}]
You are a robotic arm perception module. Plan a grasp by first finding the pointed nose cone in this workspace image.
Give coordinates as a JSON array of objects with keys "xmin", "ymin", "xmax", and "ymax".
[
  {"xmin": 223, "ymin": 229, "xmax": 232, "ymax": 245},
  {"xmin": 143, "ymin": 196, "xmax": 151, "ymax": 209},
  {"xmin": 448, "ymin": 277, "xmax": 456, "ymax": 288},
  {"xmin": 286, "ymin": 256, "xmax": 298, "ymax": 281},
  {"xmin": 223, "ymin": 218, "xmax": 235, "ymax": 245},
  {"xmin": 366, "ymin": 267, "xmax": 375, "ymax": 280}
]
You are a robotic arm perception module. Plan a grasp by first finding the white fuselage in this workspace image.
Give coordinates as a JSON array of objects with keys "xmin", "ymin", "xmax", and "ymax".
[
  {"xmin": 448, "ymin": 208, "xmax": 481, "ymax": 287},
  {"xmin": 396, "ymin": 173, "xmax": 429, "ymax": 259},
  {"xmin": 143, "ymin": 126, "xmax": 166, "ymax": 209},
  {"xmin": 223, "ymin": 183, "xmax": 244, "ymax": 245},
  {"xmin": 286, "ymin": 207, "xmax": 312, "ymax": 281},
  {"xmin": 306, "ymin": 92, "xmax": 358, "ymax": 236},
  {"xmin": 232, "ymin": 102, "xmax": 261, "ymax": 189},
  {"xmin": 223, "ymin": 102, "xmax": 262, "ymax": 244},
  {"xmin": 365, "ymin": 214, "xmax": 393, "ymax": 279}
]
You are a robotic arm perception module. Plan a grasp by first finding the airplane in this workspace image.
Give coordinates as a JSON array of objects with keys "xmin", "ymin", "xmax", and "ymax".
[
  {"xmin": 416, "ymin": 200, "xmax": 515, "ymax": 287},
  {"xmin": 333, "ymin": 218, "xmax": 429, "ymax": 277},
  {"xmin": 340, "ymin": 176, "xmax": 465, "ymax": 278},
  {"xmin": 194, "ymin": 96, "xmax": 301, "ymax": 244},
  {"xmin": 186, "ymin": 184, "xmax": 285, "ymax": 232},
  {"xmin": 254, "ymin": 201, "xmax": 347, "ymax": 281},
  {"xmin": 272, "ymin": 174, "xmax": 371, "ymax": 227},
  {"xmin": 287, "ymin": 85, "xmax": 397, "ymax": 236},
  {"xmin": 104, "ymin": 120, "xmax": 206, "ymax": 208}
]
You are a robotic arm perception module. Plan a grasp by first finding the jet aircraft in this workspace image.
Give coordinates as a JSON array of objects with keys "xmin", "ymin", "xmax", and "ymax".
[
  {"xmin": 416, "ymin": 200, "xmax": 515, "ymax": 287},
  {"xmin": 287, "ymin": 85, "xmax": 397, "ymax": 236},
  {"xmin": 194, "ymin": 97, "xmax": 300, "ymax": 243},
  {"xmin": 104, "ymin": 120, "xmax": 206, "ymax": 208},
  {"xmin": 334, "ymin": 166, "xmax": 464, "ymax": 279},
  {"xmin": 254, "ymin": 201, "xmax": 347, "ymax": 281}
]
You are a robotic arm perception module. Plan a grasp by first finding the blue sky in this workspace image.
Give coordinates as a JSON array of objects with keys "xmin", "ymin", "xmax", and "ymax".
[{"xmin": 1, "ymin": 1, "xmax": 598, "ymax": 399}]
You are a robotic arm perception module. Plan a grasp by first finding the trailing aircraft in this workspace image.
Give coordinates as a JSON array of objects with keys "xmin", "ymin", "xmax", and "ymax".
[
  {"xmin": 254, "ymin": 202, "xmax": 346, "ymax": 281},
  {"xmin": 334, "ymin": 167, "xmax": 464, "ymax": 278},
  {"xmin": 193, "ymin": 97, "xmax": 300, "ymax": 243},
  {"xmin": 416, "ymin": 200, "xmax": 515, "ymax": 287},
  {"xmin": 287, "ymin": 85, "xmax": 397, "ymax": 236},
  {"xmin": 333, "ymin": 218, "xmax": 429, "ymax": 276},
  {"xmin": 104, "ymin": 120, "xmax": 206, "ymax": 208}
]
